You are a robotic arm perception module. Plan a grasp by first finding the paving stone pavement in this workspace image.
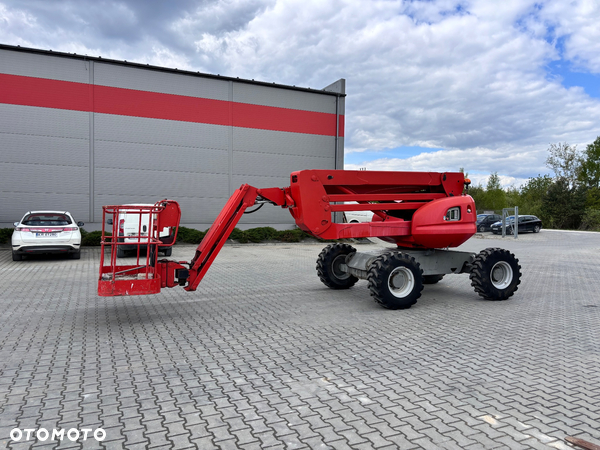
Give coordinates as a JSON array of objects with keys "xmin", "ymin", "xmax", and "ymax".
[{"xmin": 0, "ymin": 230, "xmax": 598, "ymax": 449}]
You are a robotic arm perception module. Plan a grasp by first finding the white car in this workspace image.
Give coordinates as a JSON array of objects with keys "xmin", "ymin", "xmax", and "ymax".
[
  {"xmin": 107, "ymin": 204, "xmax": 173, "ymax": 258},
  {"xmin": 343, "ymin": 202, "xmax": 374, "ymax": 223},
  {"xmin": 12, "ymin": 211, "xmax": 84, "ymax": 261}
]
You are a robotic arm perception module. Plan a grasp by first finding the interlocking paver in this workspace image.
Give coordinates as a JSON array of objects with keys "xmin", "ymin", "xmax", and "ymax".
[{"xmin": 0, "ymin": 231, "xmax": 599, "ymax": 449}]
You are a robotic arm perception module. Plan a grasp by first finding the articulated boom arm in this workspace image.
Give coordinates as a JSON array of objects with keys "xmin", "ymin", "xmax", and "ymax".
[{"xmin": 98, "ymin": 170, "xmax": 476, "ymax": 297}]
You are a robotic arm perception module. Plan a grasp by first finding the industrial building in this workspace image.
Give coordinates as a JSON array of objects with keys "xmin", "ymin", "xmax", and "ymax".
[{"xmin": 0, "ymin": 44, "xmax": 345, "ymax": 229}]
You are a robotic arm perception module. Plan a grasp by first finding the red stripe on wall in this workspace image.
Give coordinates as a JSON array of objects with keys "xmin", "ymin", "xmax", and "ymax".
[{"xmin": 0, "ymin": 73, "xmax": 344, "ymax": 137}]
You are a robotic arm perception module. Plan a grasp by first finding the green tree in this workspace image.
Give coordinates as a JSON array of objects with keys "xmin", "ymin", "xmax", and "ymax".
[
  {"xmin": 580, "ymin": 136, "xmax": 600, "ymax": 189},
  {"xmin": 545, "ymin": 142, "xmax": 582, "ymax": 188},
  {"xmin": 542, "ymin": 178, "xmax": 587, "ymax": 229},
  {"xmin": 520, "ymin": 174, "xmax": 553, "ymax": 219},
  {"xmin": 505, "ymin": 186, "xmax": 522, "ymax": 210},
  {"xmin": 468, "ymin": 184, "xmax": 486, "ymax": 211},
  {"xmin": 484, "ymin": 172, "xmax": 507, "ymax": 211}
]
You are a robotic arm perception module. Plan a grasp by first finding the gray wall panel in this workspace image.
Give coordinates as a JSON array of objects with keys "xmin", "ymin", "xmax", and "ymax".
[
  {"xmin": 233, "ymin": 82, "xmax": 337, "ymax": 113},
  {"xmin": 94, "ymin": 194, "xmax": 230, "ymax": 225},
  {"xmin": 94, "ymin": 168, "xmax": 229, "ymax": 199},
  {"xmin": 0, "ymin": 49, "xmax": 90, "ymax": 83},
  {"xmin": 0, "ymin": 104, "xmax": 89, "ymax": 139},
  {"xmin": 94, "ymin": 114, "xmax": 229, "ymax": 150},
  {"xmin": 2, "ymin": 193, "xmax": 89, "ymax": 224},
  {"xmin": 233, "ymin": 151, "xmax": 334, "ymax": 177},
  {"xmin": 0, "ymin": 162, "xmax": 89, "ymax": 221},
  {"xmin": 94, "ymin": 63, "xmax": 230, "ymax": 100},
  {"xmin": 1, "ymin": 163, "xmax": 88, "ymax": 194},
  {"xmin": 1, "ymin": 134, "xmax": 88, "ymax": 167},
  {"xmin": 232, "ymin": 128, "xmax": 335, "ymax": 158},
  {"xmin": 94, "ymin": 140, "xmax": 228, "ymax": 174}
]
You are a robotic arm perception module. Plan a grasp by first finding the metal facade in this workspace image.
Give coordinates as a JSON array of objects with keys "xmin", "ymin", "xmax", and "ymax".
[{"xmin": 0, "ymin": 45, "xmax": 345, "ymax": 229}]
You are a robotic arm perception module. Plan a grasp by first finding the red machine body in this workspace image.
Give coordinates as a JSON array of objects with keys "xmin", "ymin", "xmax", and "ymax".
[{"xmin": 98, "ymin": 170, "xmax": 476, "ymax": 297}]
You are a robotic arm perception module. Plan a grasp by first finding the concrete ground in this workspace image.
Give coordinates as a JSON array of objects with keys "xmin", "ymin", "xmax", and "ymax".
[{"xmin": 0, "ymin": 230, "xmax": 598, "ymax": 449}]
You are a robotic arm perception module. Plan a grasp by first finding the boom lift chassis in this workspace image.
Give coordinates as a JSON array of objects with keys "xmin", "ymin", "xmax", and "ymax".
[{"xmin": 99, "ymin": 170, "xmax": 521, "ymax": 309}]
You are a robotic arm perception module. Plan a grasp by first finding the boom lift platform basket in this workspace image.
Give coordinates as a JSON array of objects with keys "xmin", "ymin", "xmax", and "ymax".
[
  {"xmin": 99, "ymin": 201, "xmax": 181, "ymax": 296},
  {"xmin": 98, "ymin": 170, "xmax": 522, "ymax": 309}
]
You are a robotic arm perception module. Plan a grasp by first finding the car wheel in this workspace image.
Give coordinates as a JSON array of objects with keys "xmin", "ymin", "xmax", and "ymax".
[
  {"xmin": 478, "ymin": 225, "xmax": 486, "ymax": 232},
  {"xmin": 12, "ymin": 251, "xmax": 22, "ymax": 261},
  {"xmin": 71, "ymin": 250, "xmax": 81, "ymax": 260},
  {"xmin": 533, "ymin": 225, "xmax": 541, "ymax": 233},
  {"xmin": 116, "ymin": 246, "xmax": 127, "ymax": 258},
  {"xmin": 162, "ymin": 247, "xmax": 172, "ymax": 257}
]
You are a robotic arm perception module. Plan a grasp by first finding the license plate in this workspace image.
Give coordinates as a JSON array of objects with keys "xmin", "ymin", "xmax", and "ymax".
[{"xmin": 36, "ymin": 233, "xmax": 58, "ymax": 237}]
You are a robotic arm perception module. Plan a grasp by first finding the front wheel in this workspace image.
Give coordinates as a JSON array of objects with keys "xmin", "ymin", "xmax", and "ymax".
[
  {"xmin": 316, "ymin": 243, "xmax": 358, "ymax": 289},
  {"xmin": 367, "ymin": 253, "xmax": 423, "ymax": 309},
  {"xmin": 470, "ymin": 248, "xmax": 521, "ymax": 300}
]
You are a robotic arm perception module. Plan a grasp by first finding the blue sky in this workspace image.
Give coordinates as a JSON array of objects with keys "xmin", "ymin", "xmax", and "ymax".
[
  {"xmin": 547, "ymin": 61, "xmax": 600, "ymax": 98},
  {"xmin": 1, "ymin": 0, "xmax": 599, "ymax": 188}
]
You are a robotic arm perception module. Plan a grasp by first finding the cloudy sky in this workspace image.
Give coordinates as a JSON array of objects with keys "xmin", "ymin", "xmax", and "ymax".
[{"xmin": 1, "ymin": 0, "xmax": 599, "ymax": 188}]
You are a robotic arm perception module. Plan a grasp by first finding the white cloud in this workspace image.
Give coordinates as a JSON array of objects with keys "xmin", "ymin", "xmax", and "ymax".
[{"xmin": 538, "ymin": 0, "xmax": 600, "ymax": 73}]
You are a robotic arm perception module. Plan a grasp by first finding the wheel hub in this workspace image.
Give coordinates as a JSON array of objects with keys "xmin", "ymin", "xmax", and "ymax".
[
  {"xmin": 490, "ymin": 261, "xmax": 513, "ymax": 289},
  {"xmin": 388, "ymin": 267, "xmax": 415, "ymax": 298},
  {"xmin": 332, "ymin": 254, "xmax": 350, "ymax": 280}
]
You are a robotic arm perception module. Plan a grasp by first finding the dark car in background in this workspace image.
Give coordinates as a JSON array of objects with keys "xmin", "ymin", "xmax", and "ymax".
[
  {"xmin": 491, "ymin": 215, "xmax": 542, "ymax": 234},
  {"xmin": 476, "ymin": 214, "xmax": 501, "ymax": 232}
]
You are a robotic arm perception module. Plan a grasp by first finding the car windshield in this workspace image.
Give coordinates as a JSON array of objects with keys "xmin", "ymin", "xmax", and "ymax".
[{"xmin": 22, "ymin": 213, "xmax": 72, "ymax": 226}]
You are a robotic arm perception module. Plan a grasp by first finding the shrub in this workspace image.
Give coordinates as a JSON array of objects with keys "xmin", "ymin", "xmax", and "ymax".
[
  {"xmin": 177, "ymin": 226, "xmax": 206, "ymax": 244},
  {"xmin": 245, "ymin": 227, "xmax": 278, "ymax": 243},
  {"xmin": 275, "ymin": 228, "xmax": 309, "ymax": 242},
  {"xmin": 229, "ymin": 228, "xmax": 249, "ymax": 243},
  {"xmin": 81, "ymin": 230, "xmax": 105, "ymax": 246},
  {"xmin": 0, "ymin": 228, "xmax": 13, "ymax": 244}
]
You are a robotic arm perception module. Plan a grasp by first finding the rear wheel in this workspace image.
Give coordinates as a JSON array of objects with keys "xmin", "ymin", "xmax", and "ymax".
[
  {"xmin": 316, "ymin": 243, "xmax": 358, "ymax": 289},
  {"xmin": 116, "ymin": 246, "xmax": 127, "ymax": 258},
  {"xmin": 470, "ymin": 248, "xmax": 521, "ymax": 300},
  {"xmin": 12, "ymin": 252, "xmax": 22, "ymax": 261},
  {"xmin": 71, "ymin": 250, "xmax": 81, "ymax": 260},
  {"xmin": 478, "ymin": 225, "xmax": 485, "ymax": 232},
  {"xmin": 533, "ymin": 224, "xmax": 541, "ymax": 233},
  {"xmin": 162, "ymin": 247, "xmax": 172, "ymax": 257},
  {"xmin": 367, "ymin": 252, "xmax": 423, "ymax": 309}
]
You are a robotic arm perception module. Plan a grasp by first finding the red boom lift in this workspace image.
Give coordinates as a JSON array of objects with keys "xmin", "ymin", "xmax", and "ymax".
[{"xmin": 98, "ymin": 170, "xmax": 521, "ymax": 309}]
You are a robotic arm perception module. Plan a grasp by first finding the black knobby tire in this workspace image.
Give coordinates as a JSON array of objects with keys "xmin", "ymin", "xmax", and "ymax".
[
  {"xmin": 367, "ymin": 252, "xmax": 424, "ymax": 309},
  {"xmin": 12, "ymin": 252, "xmax": 22, "ymax": 261},
  {"xmin": 470, "ymin": 247, "xmax": 521, "ymax": 300},
  {"xmin": 316, "ymin": 243, "xmax": 358, "ymax": 289},
  {"xmin": 116, "ymin": 246, "xmax": 127, "ymax": 258},
  {"xmin": 423, "ymin": 274, "xmax": 444, "ymax": 284},
  {"xmin": 162, "ymin": 247, "xmax": 172, "ymax": 257}
]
